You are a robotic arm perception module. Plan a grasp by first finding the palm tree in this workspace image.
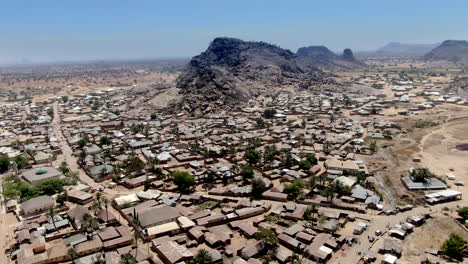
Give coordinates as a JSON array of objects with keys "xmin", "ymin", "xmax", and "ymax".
[
  {"xmin": 119, "ymin": 254, "xmax": 136, "ymax": 264},
  {"xmin": 82, "ymin": 213, "xmax": 99, "ymax": 238},
  {"xmin": 133, "ymin": 231, "xmax": 141, "ymax": 261},
  {"xmin": 48, "ymin": 208, "xmax": 57, "ymax": 231},
  {"xmin": 103, "ymin": 197, "xmax": 109, "ymax": 223},
  {"xmin": 95, "ymin": 192, "xmax": 102, "ymax": 207},
  {"xmin": 191, "ymin": 249, "xmax": 213, "ymax": 264},
  {"xmin": 67, "ymin": 248, "xmax": 78, "ymax": 262}
]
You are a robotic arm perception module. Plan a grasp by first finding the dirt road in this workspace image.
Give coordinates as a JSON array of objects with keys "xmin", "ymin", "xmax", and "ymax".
[
  {"xmin": 51, "ymin": 102, "xmax": 104, "ymax": 191},
  {"xmin": 330, "ymin": 199, "xmax": 468, "ymax": 264},
  {"xmin": 0, "ymin": 213, "xmax": 18, "ymax": 264}
]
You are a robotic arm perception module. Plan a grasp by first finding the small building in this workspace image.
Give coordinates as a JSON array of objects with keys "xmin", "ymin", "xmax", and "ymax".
[
  {"xmin": 67, "ymin": 190, "xmax": 93, "ymax": 205},
  {"xmin": 425, "ymin": 189, "xmax": 462, "ymax": 204},
  {"xmin": 20, "ymin": 196, "xmax": 55, "ymax": 216},
  {"xmin": 155, "ymin": 241, "xmax": 193, "ymax": 264},
  {"xmin": 22, "ymin": 167, "xmax": 63, "ymax": 184}
]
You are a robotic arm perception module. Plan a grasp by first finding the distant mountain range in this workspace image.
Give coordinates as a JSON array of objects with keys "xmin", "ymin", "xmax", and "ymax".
[
  {"xmin": 376, "ymin": 42, "xmax": 439, "ymax": 56},
  {"xmin": 357, "ymin": 42, "xmax": 439, "ymax": 57},
  {"xmin": 296, "ymin": 46, "xmax": 366, "ymax": 71},
  {"xmin": 422, "ymin": 40, "xmax": 468, "ymax": 67}
]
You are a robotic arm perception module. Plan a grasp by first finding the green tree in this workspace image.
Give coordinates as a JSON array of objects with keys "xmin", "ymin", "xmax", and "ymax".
[
  {"xmin": 58, "ymin": 161, "xmax": 70, "ymax": 174},
  {"xmin": 99, "ymin": 136, "xmax": 111, "ymax": 146},
  {"xmin": 307, "ymin": 176, "xmax": 317, "ymax": 190},
  {"xmin": 67, "ymin": 248, "xmax": 78, "ymax": 262},
  {"xmin": 56, "ymin": 193, "xmax": 67, "ymax": 205},
  {"xmin": 284, "ymin": 179, "xmax": 304, "ymax": 198},
  {"xmin": 458, "ymin": 207, "xmax": 468, "ymax": 220},
  {"xmin": 172, "ymin": 171, "xmax": 195, "ymax": 193},
  {"xmin": 256, "ymin": 227, "xmax": 278, "ymax": 250},
  {"xmin": 190, "ymin": 249, "xmax": 213, "ymax": 264},
  {"xmin": 82, "ymin": 213, "xmax": 99, "ymax": 237},
  {"xmin": 321, "ymin": 186, "xmax": 335, "ymax": 202},
  {"xmin": 47, "ymin": 108, "xmax": 54, "ymax": 118},
  {"xmin": 369, "ymin": 140, "xmax": 378, "ymax": 154},
  {"xmin": 126, "ymin": 156, "xmax": 145, "ymax": 172},
  {"xmin": 255, "ymin": 118, "xmax": 265, "ymax": 128},
  {"xmin": 241, "ymin": 164, "xmax": 255, "ymax": 182},
  {"xmin": 411, "ymin": 168, "xmax": 434, "ymax": 183},
  {"xmin": 251, "ymin": 178, "xmax": 267, "ymax": 198},
  {"xmin": 299, "ymin": 160, "xmax": 312, "ymax": 171},
  {"xmin": 14, "ymin": 155, "xmax": 29, "ymax": 169},
  {"xmin": 48, "ymin": 208, "xmax": 57, "ymax": 231},
  {"xmin": 441, "ymin": 233, "xmax": 466, "ymax": 261},
  {"xmin": 263, "ymin": 145, "xmax": 279, "ymax": 166},
  {"xmin": 244, "ymin": 149, "xmax": 260, "ymax": 165},
  {"xmin": 119, "ymin": 254, "xmax": 137, "ymax": 264},
  {"xmin": 0, "ymin": 155, "xmax": 10, "ymax": 172},
  {"xmin": 302, "ymin": 153, "xmax": 318, "ymax": 166},
  {"xmin": 150, "ymin": 113, "xmax": 158, "ymax": 120},
  {"xmin": 36, "ymin": 179, "xmax": 68, "ymax": 195},
  {"xmin": 263, "ymin": 109, "xmax": 277, "ymax": 119},
  {"xmin": 77, "ymin": 138, "xmax": 87, "ymax": 148},
  {"xmin": 18, "ymin": 182, "xmax": 40, "ymax": 200},
  {"xmin": 304, "ymin": 205, "xmax": 318, "ymax": 222},
  {"xmin": 331, "ymin": 180, "xmax": 350, "ymax": 196}
]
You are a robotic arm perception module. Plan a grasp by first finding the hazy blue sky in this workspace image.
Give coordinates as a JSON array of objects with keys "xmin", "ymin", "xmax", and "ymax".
[{"xmin": 1, "ymin": 0, "xmax": 467, "ymax": 64}]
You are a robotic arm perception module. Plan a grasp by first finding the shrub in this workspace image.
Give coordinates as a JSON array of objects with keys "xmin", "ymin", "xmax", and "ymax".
[{"xmin": 172, "ymin": 171, "xmax": 195, "ymax": 193}]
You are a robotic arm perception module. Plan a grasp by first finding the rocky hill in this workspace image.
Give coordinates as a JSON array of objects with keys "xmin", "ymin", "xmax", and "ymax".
[
  {"xmin": 175, "ymin": 37, "xmax": 332, "ymax": 114},
  {"xmin": 422, "ymin": 40, "xmax": 468, "ymax": 67},
  {"xmin": 446, "ymin": 77, "xmax": 468, "ymax": 98},
  {"xmin": 296, "ymin": 46, "xmax": 366, "ymax": 71}
]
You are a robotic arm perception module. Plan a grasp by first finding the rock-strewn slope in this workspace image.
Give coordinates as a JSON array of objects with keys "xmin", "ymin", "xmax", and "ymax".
[
  {"xmin": 446, "ymin": 77, "xmax": 468, "ymax": 98},
  {"xmin": 175, "ymin": 37, "xmax": 332, "ymax": 113}
]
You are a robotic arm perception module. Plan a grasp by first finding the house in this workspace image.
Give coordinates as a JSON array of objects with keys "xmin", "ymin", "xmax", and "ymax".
[
  {"xmin": 67, "ymin": 206, "xmax": 90, "ymax": 229},
  {"xmin": 89, "ymin": 164, "xmax": 114, "ymax": 178},
  {"xmin": 122, "ymin": 175, "xmax": 149, "ymax": 188},
  {"xmin": 401, "ymin": 176, "xmax": 447, "ymax": 191},
  {"xmin": 239, "ymin": 241, "xmax": 264, "ymax": 259},
  {"xmin": 379, "ymin": 238, "xmax": 402, "ymax": 256},
  {"xmin": 262, "ymin": 191, "xmax": 288, "ymax": 201},
  {"xmin": 67, "ymin": 190, "xmax": 93, "ymax": 205},
  {"xmin": 138, "ymin": 206, "xmax": 181, "ymax": 228},
  {"xmin": 382, "ymin": 254, "xmax": 398, "ymax": 264},
  {"xmin": 155, "ymin": 241, "xmax": 193, "ymax": 264},
  {"xmin": 334, "ymin": 176, "xmax": 357, "ymax": 188},
  {"xmin": 22, "ymin": 167, "xmax": 63, "ymax": 184},
  {"xmin": 114, "ymin": 194, "xmax": 140, "ymax": 207},
  {"xmin": 102, "ymin": 226, "xmax": 133, "ymax": 250},
  {"xmin": 83, "ymin": 145, "xmax": 102, "ymax": 155},
  {"xmin": 305, "ymin": 233, "xmax": 334, "ymax": 262},
  {"xmin": 33, "ymin": 151, "xmax": 53, "ymax": 164},
  {"xmin": 275, "ymin": 246, "xmax": 293, "ymax": 263},
  {"xmin": 75, "ymin": 237, "xmax": 103, "ymax": 256},
  {"xmin": 425, "ymin": 189, "xmax": 462, "ymax": 204},
  {"xmin": 20, "ymin": 196, "xmax": 55, "ymax": 216},
  {"xmin": 147, "ymin": 222, "xmax": 180, "ymax": 238}
]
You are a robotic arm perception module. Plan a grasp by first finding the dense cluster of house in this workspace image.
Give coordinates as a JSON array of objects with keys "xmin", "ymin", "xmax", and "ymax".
[
  {"xmin": 0, "ymin": 83, "xmax": 465, "ymax": 264},
  {"xmin": 353, "ymin": 73, "xmax": 467, "ymax": 117},
  {"xmin": 0, "ymin": 101, "xmax": 58, "ymax": 165}
]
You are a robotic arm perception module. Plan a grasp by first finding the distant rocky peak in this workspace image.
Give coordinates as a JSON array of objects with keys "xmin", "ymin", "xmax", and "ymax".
[{"xmin": 342, "ymin": 48, "xmax": 355, "ymax": 61}]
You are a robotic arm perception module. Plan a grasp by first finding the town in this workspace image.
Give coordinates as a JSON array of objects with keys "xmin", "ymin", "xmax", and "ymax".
[{"xmin": 1, "ymin": 59, "xmax": 468, "ymax": 264}]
